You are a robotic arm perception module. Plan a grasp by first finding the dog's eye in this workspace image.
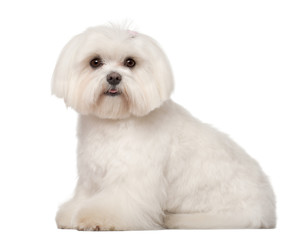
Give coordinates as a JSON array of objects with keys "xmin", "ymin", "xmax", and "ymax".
[
  {"xmin": 90, "ymin": 57, "xmax": 103, "ymax": 68},
  {"xmin": 124, "ymin": 58, "xmax": 136, "ymax": 68}
]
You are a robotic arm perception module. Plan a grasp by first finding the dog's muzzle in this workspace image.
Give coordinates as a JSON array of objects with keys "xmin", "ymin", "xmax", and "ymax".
[{"xmin": 105, "ymin": 72, "xmax": 122, "ymax": 96}]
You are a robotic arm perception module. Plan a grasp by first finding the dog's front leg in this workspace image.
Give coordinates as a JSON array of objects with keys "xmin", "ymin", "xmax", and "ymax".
[
  {"xmin": 72, "ymin": 173, "xmax": 166, "ymax": 231},
  {"xmin": 55, "ymin": 181, "xmax": 92, "ymax": 229},
  {"xmin": 72, "ymin": 190, "xmax": 165, "ymax": 231}
]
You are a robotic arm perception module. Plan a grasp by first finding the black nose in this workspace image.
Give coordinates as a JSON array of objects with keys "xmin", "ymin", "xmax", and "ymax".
[{"xmin": 106, "ymin": 72, "xmax": 122, "ymax": 85}]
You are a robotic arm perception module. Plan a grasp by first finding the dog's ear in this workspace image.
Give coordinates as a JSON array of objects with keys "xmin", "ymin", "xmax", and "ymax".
[{"xmin": 51, "ymin": 33, "xmax": 84, "ymax": 104}]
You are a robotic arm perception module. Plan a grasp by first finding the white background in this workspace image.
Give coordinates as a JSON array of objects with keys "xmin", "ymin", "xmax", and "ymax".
[{"xmin": 0, "ymin": 0, "xmax": 296, "ymax": 239}]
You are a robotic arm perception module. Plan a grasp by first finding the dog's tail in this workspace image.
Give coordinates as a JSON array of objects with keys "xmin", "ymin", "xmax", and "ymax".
[{"xmin": 164, "ymin": 212, "xmax": 276, "ymax": 229}]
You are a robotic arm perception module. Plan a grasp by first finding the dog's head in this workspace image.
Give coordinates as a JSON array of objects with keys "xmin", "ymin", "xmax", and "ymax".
[{"xmin": 52, "ymin": 25, "xmax": 174, "ymax": 119}]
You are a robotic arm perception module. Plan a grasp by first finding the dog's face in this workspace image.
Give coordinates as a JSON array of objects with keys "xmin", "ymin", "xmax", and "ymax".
[{"xmin": 52, "ymin": 26, "xmax": 174, "ymax": 119}]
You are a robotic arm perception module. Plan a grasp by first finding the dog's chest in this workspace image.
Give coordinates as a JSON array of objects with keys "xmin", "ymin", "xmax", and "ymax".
[{"xmin": 77, "ymin": 115, "xmax": 171, "ymax": 183}]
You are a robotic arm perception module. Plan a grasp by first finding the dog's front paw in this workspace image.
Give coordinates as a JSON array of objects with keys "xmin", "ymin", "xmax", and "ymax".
[
  {"xmin": 56, "ymin": 205, "xmax": 75, "ymax": 229},
  {"xmin": 73, "ymin": 206, "xmax": 121, "ymax": 231}
]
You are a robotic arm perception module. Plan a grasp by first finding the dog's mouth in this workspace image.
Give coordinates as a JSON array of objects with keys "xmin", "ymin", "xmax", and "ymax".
[{"xmin": 104, "ymin": 87, "xmax": 122, "ymax": 97}]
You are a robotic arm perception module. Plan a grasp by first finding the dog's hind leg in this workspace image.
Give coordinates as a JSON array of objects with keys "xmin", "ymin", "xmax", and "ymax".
[{"xmin": 164, "ymin": 212, "xmax": 276, "ymax": 229}]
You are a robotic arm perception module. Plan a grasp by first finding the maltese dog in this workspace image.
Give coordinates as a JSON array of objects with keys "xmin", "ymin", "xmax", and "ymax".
[{"xmin": 52, "ymin": 25, "xmax": 276, "ymax": 230}]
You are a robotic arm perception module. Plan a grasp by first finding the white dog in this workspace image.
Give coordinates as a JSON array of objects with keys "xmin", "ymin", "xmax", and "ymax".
[{"xmin": 52, "ymin": 25, "xmax": 276, "ymax": 230}]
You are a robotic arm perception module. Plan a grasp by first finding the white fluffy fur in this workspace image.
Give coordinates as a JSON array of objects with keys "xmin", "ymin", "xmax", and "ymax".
[{"xmin": 53, "ymin": 25, "xmax": 276, "ymax": 230}]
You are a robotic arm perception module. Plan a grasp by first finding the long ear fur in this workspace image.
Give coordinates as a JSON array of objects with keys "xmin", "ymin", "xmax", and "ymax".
[{"xmin": 51, "ymin": 33, "xmax": 84, "ymax": 104}]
